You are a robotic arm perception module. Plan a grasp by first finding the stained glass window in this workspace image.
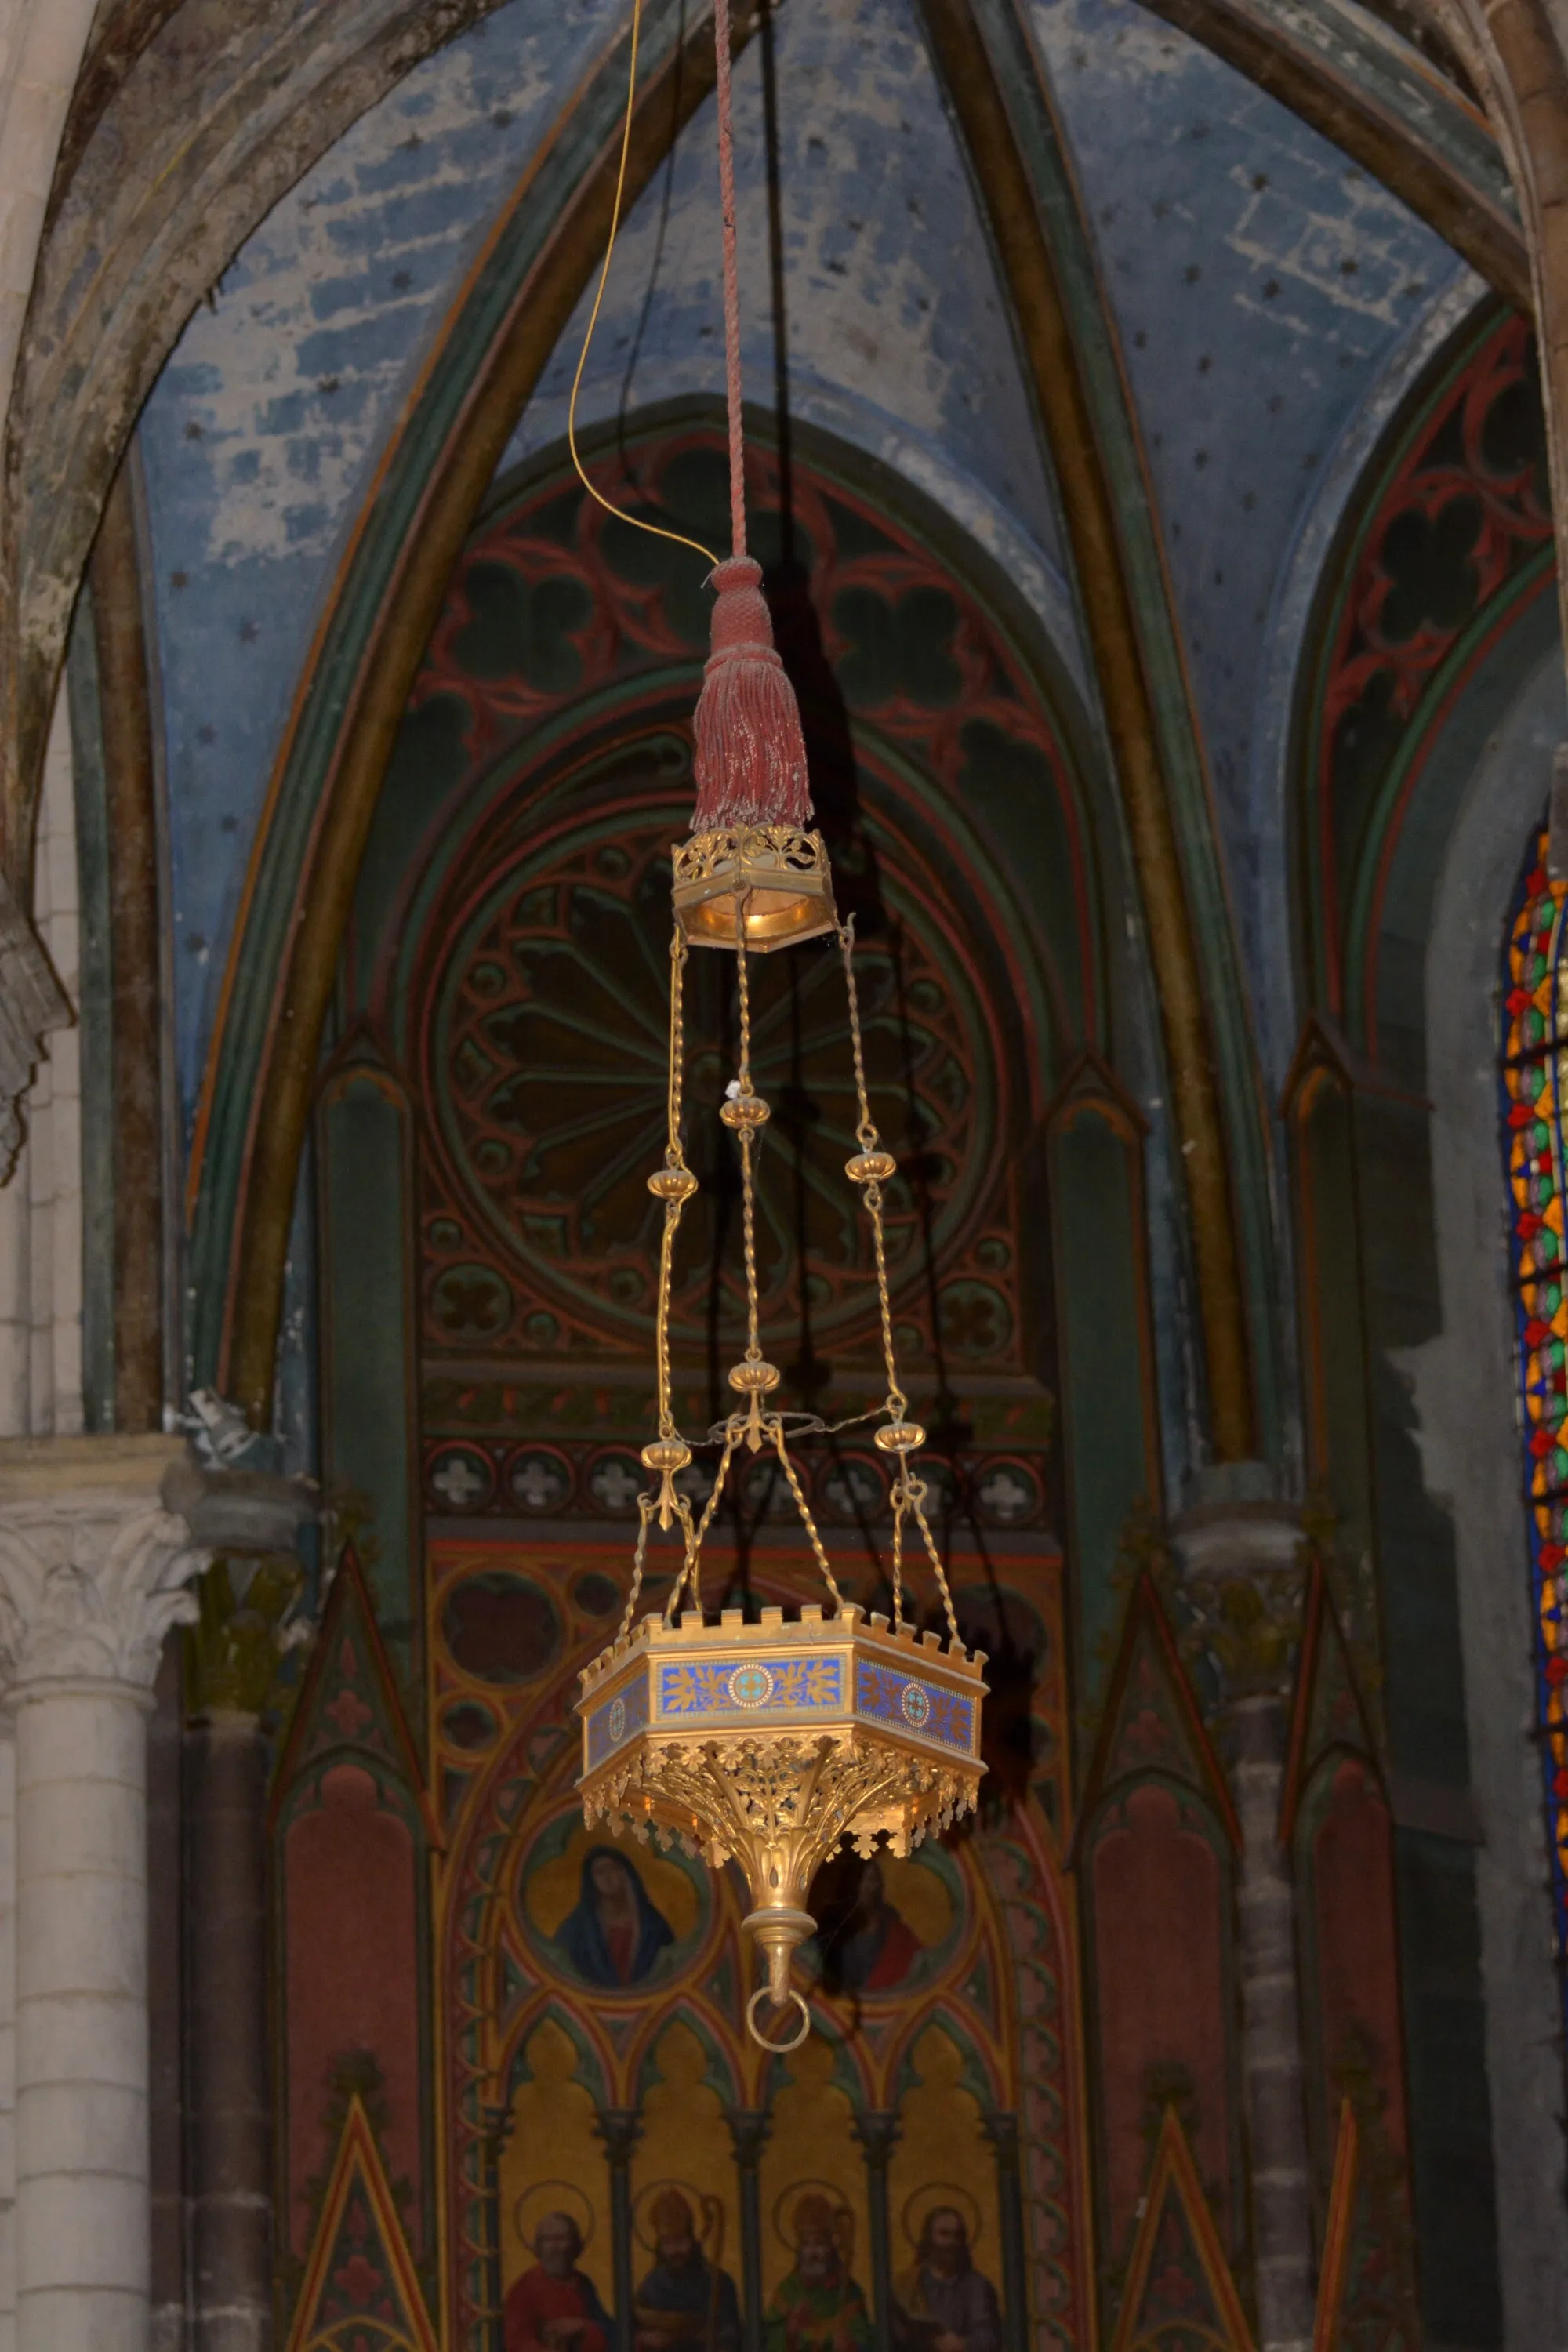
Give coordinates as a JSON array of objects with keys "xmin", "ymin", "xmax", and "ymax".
[{"xmin": 1501, "ymin": 823, "xmax": 1568, "ymax": 2001}]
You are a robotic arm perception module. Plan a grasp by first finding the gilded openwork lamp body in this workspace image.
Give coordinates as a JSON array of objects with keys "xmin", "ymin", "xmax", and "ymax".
[{"xmin": 578, "ymin": 1606, "xmax": 985, "ymax": 2033}]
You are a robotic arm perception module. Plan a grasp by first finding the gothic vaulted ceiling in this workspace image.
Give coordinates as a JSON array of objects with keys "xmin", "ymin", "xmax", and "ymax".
[{"xmin": 96, "ymin": 0, "xmax": 1486, "ymax": 1135}]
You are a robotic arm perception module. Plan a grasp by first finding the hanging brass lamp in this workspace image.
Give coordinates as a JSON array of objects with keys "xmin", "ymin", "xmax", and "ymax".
[
  {"xmin": 573, "ymin": 884, "xmax": 986, "ymax": 2050},
  {"xmin": 569, "ymin": 0, "xmax": 985, "ymax": 2052}
]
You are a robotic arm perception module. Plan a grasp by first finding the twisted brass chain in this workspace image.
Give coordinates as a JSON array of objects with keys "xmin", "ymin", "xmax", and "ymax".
[
  {"xmin": 889, "ymin": 1483, "xmax": 907, "ymax": 1632},
  {"xmin": 615, "ymin": 1497, "xmax": 656, "ymax": 1644},
  {"xmin": 837, "ymin": 917, "xmax": 962, "ymax": 1646},
  {"xmin": 733, "ymin": 904, "xmax": 764, "ymax": 1369},
  {"xmin": 666, "ymin": 1428, "xmax": 741, "ymax": 1621},
  {"xmin": 771, "ymin": 1424, "xmax": 847, "ymax": 1611},
  {"xmin": 654, "ymin": 929, "xmax": 693, "ymax": 1439},
  {"xmin": 909, "ymin": 1479, "xmax": 960, "ymax": 1646},
  {"xmin": 837, "ymin": 918, "xmax": 906, "ymax": 1425},
  {"xmin": 622, "ymin": 895, "xmax": 960, "ymax": 1651}
]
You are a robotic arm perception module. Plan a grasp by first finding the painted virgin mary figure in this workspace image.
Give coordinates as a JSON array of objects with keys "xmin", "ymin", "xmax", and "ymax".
[{"xmin": 554, "ymin": 1846, "xmax": 676, "ymax": 1987}]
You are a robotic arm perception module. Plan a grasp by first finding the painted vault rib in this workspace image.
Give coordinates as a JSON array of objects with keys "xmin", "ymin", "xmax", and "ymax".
[
  {"xmin": 921, "ymin": 0, "xmax": 1287, "ymax": 1463},
  {"xmin": 1130, "ymin": 0, "xmax": 1525, "ymax": 307}
]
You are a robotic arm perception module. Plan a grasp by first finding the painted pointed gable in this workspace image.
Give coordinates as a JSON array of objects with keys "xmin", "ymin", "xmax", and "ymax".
[
  {"xmin": 270, "ymin": 1541, "xmax": 436, "ymax": 1846},
  {"xmin": 1110, "ymin": 2107, "xmax": 1254, "ymax": 2352},
  {"xmin": 1075, "ymin": 1570, "xmax": 1239, "ymax": 1857},
  {"xmin": 1313, "ymin": 2099, "xmax": 1419, "ymax": 2352},
  {"xmin": 1281, "ymin": 1562, "xmax": 1383, "ymax": 1845},
  {"xmin": 287, "ymin": 2095, "xmax": 437, "ymax": 2352}
]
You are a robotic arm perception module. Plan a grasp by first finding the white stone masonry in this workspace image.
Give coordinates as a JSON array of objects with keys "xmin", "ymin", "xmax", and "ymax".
[
  {"xmin": 0, "ymin": 3, "xmax": 98, "ymax": 429},
  {"xmin": 0, "ymin": 1436, "xmax": 208, "ymax": 2352},
  {"xmin": 0, "ymin": 688, "xmax": 82, "ymax": 1440}
]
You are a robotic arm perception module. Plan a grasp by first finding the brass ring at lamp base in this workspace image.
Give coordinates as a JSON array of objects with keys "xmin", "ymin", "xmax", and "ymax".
[{"xmin": 746, "ymin": 1984, "xmax": 812, "ymax": 2053}]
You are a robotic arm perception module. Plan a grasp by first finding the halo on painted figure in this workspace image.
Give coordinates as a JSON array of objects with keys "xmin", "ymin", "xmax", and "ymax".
[
  {"xmin": 514, "ymin": 2179, "xmax": 597, "ymax": 2252},
  {"xmin": 899, "ymin": 2183, "xmax": 983, "ymax": 2249},
  {"xmin": 633, "ymin": 2178, "xmax": 724, "ymax": 2253},
  {"xmin": 771, "ymin": 2181, "xmax": 858, "ymax": 2262}
]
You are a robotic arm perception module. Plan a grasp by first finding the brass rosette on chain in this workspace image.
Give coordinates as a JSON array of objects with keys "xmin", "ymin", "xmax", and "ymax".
[{"xmin": 575, "ymin": 840, "xmax": 988, "ymax": 2053}]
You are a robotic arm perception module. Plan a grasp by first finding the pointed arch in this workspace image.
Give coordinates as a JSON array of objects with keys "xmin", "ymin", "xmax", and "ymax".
[
  {"xmin": 503, "ymin": 1997, "xmax": 615, "ymax": 2109},
  {"xmin": 887, "ymin": 2005, "xmax": 1005, "ymax": 2111},
  {"xmin": 631, "ymin": 2003, "xmax": 744, "ymax": 2110}
]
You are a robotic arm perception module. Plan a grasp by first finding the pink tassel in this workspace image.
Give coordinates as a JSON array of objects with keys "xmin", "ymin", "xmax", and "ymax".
[{"xmin": 691, "ymin": 555, "xmax": 813, "ymax": 831}]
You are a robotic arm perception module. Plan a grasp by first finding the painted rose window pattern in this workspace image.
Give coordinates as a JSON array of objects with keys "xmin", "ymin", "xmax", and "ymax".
[
  {"xmin": 1501, "ymin": 825, "xmax": 1568, "ymax": 2012},
  {"xmin": 420, "ymin": 794, "xmax": 1020, "ymax": 1371}
]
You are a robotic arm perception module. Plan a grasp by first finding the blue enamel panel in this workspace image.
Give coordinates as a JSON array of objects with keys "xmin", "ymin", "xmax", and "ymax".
[
  {"xmin": 655, "ymin": 1654, "xmax": 846, "ymax": 1719},
  {"xmin": 586, "ymin": 1668, "xmax": 651, "ymax": 1769},
  {"xmin": 855, "ymin": 1662, "xmax": 974, "ymax": 1755}
]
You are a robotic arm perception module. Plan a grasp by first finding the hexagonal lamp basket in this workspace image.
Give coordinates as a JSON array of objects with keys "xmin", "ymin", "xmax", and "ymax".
[{"xmin": 576, "ymin": 1602, "xmax": 986, "ymax": 2044}]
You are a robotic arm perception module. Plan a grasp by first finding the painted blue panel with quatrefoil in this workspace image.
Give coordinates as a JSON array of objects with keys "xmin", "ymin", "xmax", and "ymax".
[
  {"xmin": 585, "ymin": 1671, "xmax": 651, "ymax": 1769},
  {"xmin": 656, "ymin": 1656, "xmax": 845, "ymax": 1719},
  {"xmin": 855, "ymin": 1663, "xmax": 975, "ymax": 1755}
]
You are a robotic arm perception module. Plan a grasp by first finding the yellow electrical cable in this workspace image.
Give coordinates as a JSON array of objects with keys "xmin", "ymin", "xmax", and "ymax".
[{"xmin": 568, "ymin": 0, "xmax": 720, "ymax": 570}]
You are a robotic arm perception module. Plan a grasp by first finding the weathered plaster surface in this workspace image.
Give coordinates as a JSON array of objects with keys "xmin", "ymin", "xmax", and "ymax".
[
  {"xmin": 1026, "ymin": 0, "xmax": 1466, "ymax": 1023},
  {"xmin": 136, "ymin": 0, "xmax": 622, "ymax": 1122},
  {"xmin": 505, "ymin": 0, "xmax": 1065, "ymax": 594},
  {"xmin": 138, "ymin": 0, "xmax": 1082, "ymax": 1128}
]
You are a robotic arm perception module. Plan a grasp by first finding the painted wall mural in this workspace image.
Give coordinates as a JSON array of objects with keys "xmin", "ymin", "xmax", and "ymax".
[
  {"xmin": 272, "ymin": 401, "xmax": 1425, "ymax": 2352},
  {"xmin": 321, "ymin": 413, "xmax": 1110, "ymax": 1676},
  {"xmin": 1297, "ymin": 305, "xmax": 1552, "ymax": 1047},
  {"xmin": 430, "ymin": 1542, "xmax": 1087, "ymax": 2352}
]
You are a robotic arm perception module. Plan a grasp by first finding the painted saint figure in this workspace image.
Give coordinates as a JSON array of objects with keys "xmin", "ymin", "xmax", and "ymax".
[
  {"xmin": 506, "ymin": 2212, "xmax": 614, "ymax": 2352},
  {"xmin": 554, "ymin": 1846, "xmax": 676, "ymax": 1987},
  {"xmin": 893, "ymin": 2209, "xmax": 1000, "ymax": 2352},
  {"xmin": 635, "ymin": 2187, "xmax": 742, "ymax": 2352},
  {"xmin": 764, "ymin": 2194, "xmax": 873, "ymax": 2352},
  {"xmin": 826, "ymin": 1861, "xmax": 922, "ymax": 1994}
]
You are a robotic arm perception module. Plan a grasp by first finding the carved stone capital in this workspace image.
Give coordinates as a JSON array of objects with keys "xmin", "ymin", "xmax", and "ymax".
[
  {"xmin": 0, "ymin": 1435, "xmax": 211, "ymax": 1696},
  {"xmin": 726, "ymin": 2107, "xmax": 772, "ymax": 2170},
  {"xmin": 1170, "ymin": 1461, "xmax": 1303, "ymax": 1582},
  {"xmin": 851, "ymin": 2111, "xmax": 902, "ymax": 2169},
  {"xmin": 593, "ymin": 2107, "xmax": 644, "ymax": 2168}
]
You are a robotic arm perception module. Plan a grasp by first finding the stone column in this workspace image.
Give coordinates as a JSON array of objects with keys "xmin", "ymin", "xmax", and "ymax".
[
  {"xmin": 0, "ymin": 1717, "xmax": 15, "ymax": 2352},
  {"xmin": 171, "ymin": 1461, "xmax": 312, "ymax": 2352},
  {"xmin": 1174, "ymin": 1475, "xmax": 1313, "ymax": 2352},
  {"xmin": 595, "ymin": 2108, "xmax": 643, "ymax": 2352},
  {"xmin": 982, "ymin": 2114, "xmax": 1028, "ymax": 2352},
  {"xmin": 187, "ymin": 1713, "xmax": 269, "ymax": 2352},
  {"xmin": 851, "ymin": 2112, "xmax": 900, "ymax": 2352},
  {"xmin": 147, "ymin": 1649, "xmax": 183, "ymax": 2352},
  {"xmin": 0, "ymin": 1436, "xmax": 209, "ymax": 2352},
  {"xmin": 725, "ymin": 2108, "xmax": 770, "ymax": 2352}
]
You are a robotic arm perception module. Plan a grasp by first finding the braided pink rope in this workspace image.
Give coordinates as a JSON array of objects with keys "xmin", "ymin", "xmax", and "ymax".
[
  {"xmin": 713, "ymin": 0, "xmax": 747, "ymax": 560},
  {"xmin": 688, "ymin": 0, "xmax": 810, "ymax": 832}
]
